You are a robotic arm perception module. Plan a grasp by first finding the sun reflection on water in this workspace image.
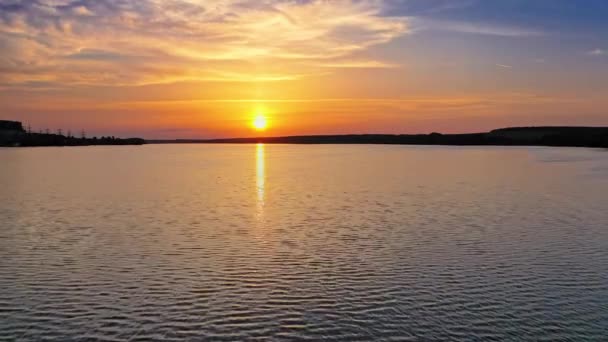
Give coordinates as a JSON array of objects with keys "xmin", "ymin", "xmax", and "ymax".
[{"xmin": 256, "ymin": 143, "xmax": 265, "ymax": 220}]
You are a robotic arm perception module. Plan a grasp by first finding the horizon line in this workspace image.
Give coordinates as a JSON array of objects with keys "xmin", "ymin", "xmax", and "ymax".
[{"xmin": 144, "ymin": 125, "xmax": 608, "ymax": 142}]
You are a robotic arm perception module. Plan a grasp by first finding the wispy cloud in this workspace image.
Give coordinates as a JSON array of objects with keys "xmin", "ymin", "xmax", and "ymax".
[
  {"xmin": 318, "ymin": 60, "xmax": 400, "ymax": 69},
  {"xmin": 412, "ymin": 18, "xmax": 543, "ymax": 37},
  {"xmin": 588, "ymin": 48, "xmax": 607, "ymax": 56},
  {"xmin": 496, "ymin": 64, "xmax": 513, "ymax": 68},
  {"xmin": 0, "ymin": 0, "xmax": 408, "ymax": 87},
  {"xmin": 384, "ymin": 0, "xmax": 477, "ymax": 16},
  {"xmin": 416, "ymin": 0, "xmax": 478, "ymax": 14}
]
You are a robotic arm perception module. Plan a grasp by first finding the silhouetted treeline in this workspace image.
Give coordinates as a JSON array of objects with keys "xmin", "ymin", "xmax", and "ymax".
[
  {"xmin": 488, "ymin": 127, "xmax": 608, "ymax": 147},
  {"xmin": 18, "ymin": 133, "xmax": 145, "ymax": 147},
  {"xmin": 0, "ymin": 120, "xmax": 145, "ymax": 147},
  {"xmin": 150, "ymin": 127, "xmax": 608, "ymax": 148}
]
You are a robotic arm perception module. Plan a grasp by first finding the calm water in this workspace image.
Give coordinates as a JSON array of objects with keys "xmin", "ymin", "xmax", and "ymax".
[{"xmin": 1, "ymin": 144, "xmax": 608, "ymax": 341}]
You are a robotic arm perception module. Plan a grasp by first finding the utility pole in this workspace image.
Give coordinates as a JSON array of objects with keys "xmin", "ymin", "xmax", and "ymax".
[
  {"xmin": 81, "ymin": 129, "xmax": 86, "ymax": 139},
  {"xmin": 57, "ymin": 129, "xmax": 63, "ymax": 136}
]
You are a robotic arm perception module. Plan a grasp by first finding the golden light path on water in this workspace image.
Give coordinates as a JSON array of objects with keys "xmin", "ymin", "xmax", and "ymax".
[
  {"xmin": 1, "ymin": 146, "xmax": 608, "ymax": 340},
  {"xmin": 256, "ymin": 143, "xmax": 265, "ymax": 221}
]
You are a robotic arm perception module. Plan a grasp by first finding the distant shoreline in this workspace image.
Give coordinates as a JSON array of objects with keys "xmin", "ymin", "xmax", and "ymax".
[
  {"xmin": 0, "ymin": 120, "xmax": 145, "ymax": 147},
  {"xmin": 3, "ymin": 120, "xmax": 608, "ymax": 148},
  {"xmin": 148, "ymin": 127, "xmax": 608, "ymax": 149}
]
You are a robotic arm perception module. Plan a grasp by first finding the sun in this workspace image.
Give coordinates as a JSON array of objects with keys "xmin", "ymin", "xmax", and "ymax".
[{"xmin": 252, "ymin": 113, "xmax": 268, "ymax": 131}]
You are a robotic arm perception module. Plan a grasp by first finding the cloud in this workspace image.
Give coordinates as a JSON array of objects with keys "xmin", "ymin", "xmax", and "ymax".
[
  {"xmin": 63, "ymin": 49, "xmax": 128, "ymax": 61},
  {"xmin": 496, "ymin": 64, "xmax": 512, "ymax": 68},
  {"xmin": 588, "ymin": 48, "xmax": 607, "ymax": 56},
  {"xmin": 410, "ymin": 0, "xmax": 478, "ymax": 14},
  {"xmin": 71, "ymin": 5, "xmax": 94, "ymax": 16},
  {"xmin": 318, "ymin": 60, "xmax": 400, "ymax": 68},
  {"xmin": 412, "ymin": 18, "xmax": 543, "ymax": 37},
  {"xmin": 0, "ymin": 0, "xmax": 408, "ymax": 87}
]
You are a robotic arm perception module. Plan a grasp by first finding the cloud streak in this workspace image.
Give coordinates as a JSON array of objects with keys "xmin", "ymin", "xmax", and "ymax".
[
  {"xmin": 0, "ymin": 0, "xmax": 408, "ymax": 87},
  {"xmin": 588, "ymin": 48, "xmax": 607, "ymax": 56},
  {"xmin": 412, "ymin": 18, "xmax": 543, "ymax": 37}
]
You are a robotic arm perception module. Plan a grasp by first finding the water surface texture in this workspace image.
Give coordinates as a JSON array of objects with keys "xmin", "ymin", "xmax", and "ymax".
[{"xmin": 1, "ymin": 145, "xmax": 608, "ymax": 341}]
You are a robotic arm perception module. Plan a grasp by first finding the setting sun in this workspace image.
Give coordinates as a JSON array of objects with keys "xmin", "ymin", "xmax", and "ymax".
[{"xmin": 252, "ymin": 114, "xmax": 268, "ymax": 131}]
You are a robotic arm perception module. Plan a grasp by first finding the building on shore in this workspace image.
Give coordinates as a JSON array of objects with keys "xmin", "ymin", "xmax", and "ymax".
[{"xmin": 0, "ymin": 120, "xmax": 26, "ymax": 146}]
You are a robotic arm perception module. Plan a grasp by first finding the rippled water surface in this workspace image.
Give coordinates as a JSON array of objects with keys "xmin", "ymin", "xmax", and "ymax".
[{"xmin": 1, "ymin": 144, "xmax": 608, "ymax": 341}]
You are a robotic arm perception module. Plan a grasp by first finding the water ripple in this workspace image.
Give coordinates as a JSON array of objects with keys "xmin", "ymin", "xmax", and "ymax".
[{"xmin": 1, "ymin": 145, "xmax": 607, "ymax": 340}]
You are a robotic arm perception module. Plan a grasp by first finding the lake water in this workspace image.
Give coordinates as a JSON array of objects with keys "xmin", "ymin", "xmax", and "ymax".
[{"xmin": 1, "ymin": 144, "xmax": 607, "ymax": 341}]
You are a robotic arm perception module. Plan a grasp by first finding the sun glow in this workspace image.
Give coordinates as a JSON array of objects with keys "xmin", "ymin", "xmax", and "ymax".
[{"xmin": 252, "ymin": 113, "xmax": 268, "ymax": 131}]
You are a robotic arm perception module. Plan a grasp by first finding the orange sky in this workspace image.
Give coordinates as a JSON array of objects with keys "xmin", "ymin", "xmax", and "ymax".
[{"xmin": 1, "ymin": 0, "xmax": 607, "ymax": 138}]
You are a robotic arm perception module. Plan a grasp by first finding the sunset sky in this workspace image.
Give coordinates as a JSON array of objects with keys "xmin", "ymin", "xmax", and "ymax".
[{"xmin": 1, "ymin": 0, "xmax": 608, "ymax": 138}]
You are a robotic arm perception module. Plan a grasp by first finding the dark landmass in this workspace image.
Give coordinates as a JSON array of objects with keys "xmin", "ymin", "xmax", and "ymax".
[
  {"xmin": 0, "ymin": 120, "xmax": 145, "ymax": 147},
  {"xmin": 4, "ymin": 119, "xmax": 607, "ymax": 148},
  {"xmin": 149, "ymin": 126, "xmax": 608, "ymax": 148}
]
